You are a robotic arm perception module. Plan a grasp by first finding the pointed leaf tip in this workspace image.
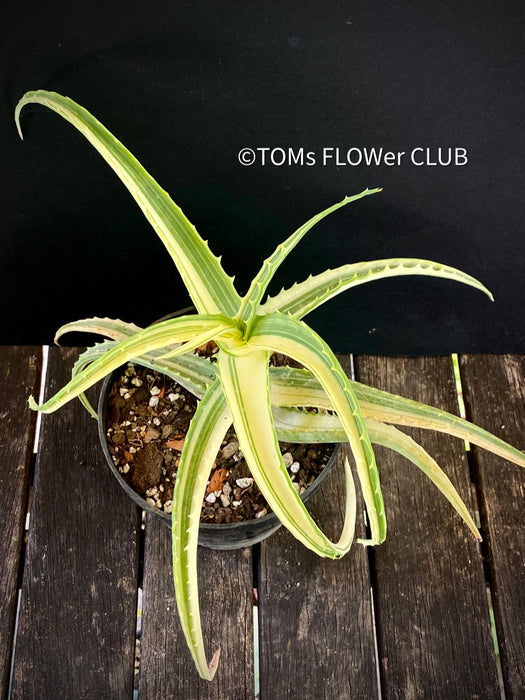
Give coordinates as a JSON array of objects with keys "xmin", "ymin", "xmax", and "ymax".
[
  {"xmin": 28, "ymin": 395, "xmax": 39, "ymax": 410},
  {"xmin": 14, "ymin": 94, "xmax": 30, "ymax": 140},
  {"xmin": 208, "ymin": 648, "xmax": 221, "ymax": 679}
]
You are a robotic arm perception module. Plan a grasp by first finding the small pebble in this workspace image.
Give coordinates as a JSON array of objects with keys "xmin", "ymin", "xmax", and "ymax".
[
  {"xmin": 164, "ymin": 501, "xmax": 173, "ymax": 514},
  {"xmin": 149, "ymin": 396, "xmax": 159, "ymax": 408},
  {"xmin": 112, "ymin": 432, "xmax": 125, "ymax": 446},
  {"xmin": 168, "ymin": 393, "xmax": 179, "ymax": 402},
  {"xmin": 255, "ymin": 508, "xmax": 268, "ymax": 518},
  {"xmin": 221, "ymin": 440, "xmax": 239, "ymax": 459},
  {"xmin": 150, "ymin": 386, "xmax": 161, "ymax": 396},
  {"xmin": 162, "ymin": 424, "xmax": 174, "ymax": 439},
  {"xmin": 220, "ymin": 494, "xmax": 230, "ymax": 507},
  {"xmin": 223, "ymin": 482, "xmax": 232, "ymax": 497},
  {"xmin": 143, "ymin": 426, "xmax": 161, "ymax": 443},
  {"xmin": 122, "ymin": 463, "xmax": 130, "ymax": 474},
  {"xmin": 205, "ymin": 493, "xmax": 217, "ymax": 504},
  {"xmin": 153, "ymin": 417, "xmax": 161, "ymax": 426},
  {"xmin": 282, "ymin": 452, "xmax": 293, "ymax": 468},
  {"xmin": 232, "ymin": 500, "xmax": 242, "ymax": 507},
  {"xmin": 290, "ymin": 461, "xmax": 300, "ymax": 474},
  {"xmin": 131, "ymin": 377, "xmax": 143, "ymax": 387},
  {"xmin": 236, "ymin": 477, "xmax": 253, "ymax": 489}
]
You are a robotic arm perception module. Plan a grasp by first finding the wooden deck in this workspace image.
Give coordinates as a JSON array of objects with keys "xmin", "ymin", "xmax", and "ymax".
[{"xmin": 1, "ymin": 348, "xmax": 524, "ymax": 699}]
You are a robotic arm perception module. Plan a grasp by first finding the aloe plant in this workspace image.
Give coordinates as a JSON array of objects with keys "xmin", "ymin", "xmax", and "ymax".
[{"xmin": 17, "ymin": 90, "xmax": 525, "ymax": 680}]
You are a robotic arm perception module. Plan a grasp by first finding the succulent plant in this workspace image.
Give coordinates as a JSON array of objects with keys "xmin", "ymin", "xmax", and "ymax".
[{"xmin": 18, "ymin": 90, "xmax": 525, "ymax": 680}]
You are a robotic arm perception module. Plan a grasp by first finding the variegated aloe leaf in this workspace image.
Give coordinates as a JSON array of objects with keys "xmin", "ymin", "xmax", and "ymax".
[
  {"xmin": 366, "ymin": 419, "xmax": 481, "ymax": 540},
  {"xmin": 60, "ymin": 317, "xmax": 215, "ymax": 399},
  {"xmin": 172, "ymin": 379, "xmax": 231, "ymax": 680},
  {"xmin": 271, "ymin": 406, "xmax": 480, "ymax": 540},
  {"xmin": 355, "ymin": 381, "xmax": 525, "ymax": 469},
  {"xmin": 248, "ymin": 313, "xmax": 386, "ymax": 545},
  {"xmin": 260, "ymin": 258, "xmax": 493, "ymax": 319},
  {"xmin": 269, "ymin": 368, "xmax": 525, "ymax": 468},
  {"xmin": 72, "ymin": 340, "xmax": 119, "ymax": 418},
  {"xmin": 70, "ymin": 327, "xmax": 525, "ymax": 472},
  {"xmin": 55, "ymin": 317, "xmax": 143, "ymax": 344},
  {"xmin": 16, "ymin": 90, "xmax": 241, "ymax": 316},
  {"xmin": 218, "ymin": 350, "xmax": 356, "ymax": 556},
  {"xmin": 237, "ymin": 189, "xmax": 380, "ymax": 331},
  {"xmin": 30, "ymin": 314, "xmax": 240, "ymax": 413}
]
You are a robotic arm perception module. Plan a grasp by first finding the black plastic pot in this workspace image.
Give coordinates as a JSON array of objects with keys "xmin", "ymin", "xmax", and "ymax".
[{"xmin": 97, "ymin": 310, "xmax": 339, "ymax": 549}]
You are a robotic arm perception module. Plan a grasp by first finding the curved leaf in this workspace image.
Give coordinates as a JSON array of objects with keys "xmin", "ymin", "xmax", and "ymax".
[
  {"xmin": 365, "ymin": 419, "xmax": 480, "ymax": 540},
  {"xmin": 30, "ymin": 314, "xmax": 239, "ymax": 413},
  {"xmin": 355, "ymin": 381, "xmax": 525, "ymax": 469},
  {"xmin": 60, "ymin": 317, "xmax": 216, "ymax": 399},
  {"xmin": 248, "ymin": 314, "xmax": 386, "ymax": 545},
  {"xmin": 218, "ymin": 350, "xmax": 356, "ymax": 557},
  {"xmin": 272, "ymin": 407, "xmax": 480, "ymax": 540},
  {"xmin": 270, "ymin": 368, "xmax": 525, "ymax": 469},
  {"xmin": 16, "ymin": 90, "xmax": 241, "ymax": 316},
  {"xmin": 238, "ymin": 189, "xmax": 380, "ymax": 329},
  {"xmin": 72, "ymin": 340, "xmax": 118, "ymax": 418},
  {"xmin": 172, "ymin": 379, "xmax": 231, "ymax": 680},
  {"xmin": 54, "ymin": 316, "xmax": 143, "ymax": 344},
  {"xmin": 261, "ymin": 258, "xmax": 493, "ymax": 319}
]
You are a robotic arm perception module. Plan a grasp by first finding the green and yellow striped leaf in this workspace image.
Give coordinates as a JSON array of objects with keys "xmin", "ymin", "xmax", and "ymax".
[
  {"xmin": 172, "ymin": 379, "xmax": 231, "ymax": 680},
  {"xmin": 261, "ymin": 258, "xmax": 493, "ymax": 319},
  {"xmin": 238, "ymin": 189, "xmax": 380, "ymax": 330},
  {"xmin": 218, "ymin": 349, "xmax": 356, "ymax": 557},
  {"xmin": 16, "ymin": 90, "xmax": 241, "ymax": 316},
  {"xmin": 248, "ymin": 313, "xmax": 386, "ymax": 545},
  {"xmin": 30, "ymin": 314, "xmax": 239, "ymax": 413}
]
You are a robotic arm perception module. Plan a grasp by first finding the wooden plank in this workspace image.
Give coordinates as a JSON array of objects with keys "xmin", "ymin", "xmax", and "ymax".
[
  {"xmin": 459, "ymin": 354, "xmax": 525, "ymax": 698},
  {"xmin": 258, "ymin": 356, "xmax": 379, "ymax": 700},
  {"xmin": 10, "ymin": 348, "xmax": 141, "ymax": 700},
  {"xmin": 138, "ymin": 516, "xmax": 254, "ymax": 698},
  {"xmin": 355, "ymin": 356, "xmax": 500, "ymax": 699},
  {"xmin": 0, "ymin": 347, "xmax": 41, "ymax": 699}
]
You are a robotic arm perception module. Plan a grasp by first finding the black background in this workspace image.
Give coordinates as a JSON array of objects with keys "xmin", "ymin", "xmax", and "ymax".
[{"xmin": 1, "ymin": 1, "xmax": 524, "ymax": 353}]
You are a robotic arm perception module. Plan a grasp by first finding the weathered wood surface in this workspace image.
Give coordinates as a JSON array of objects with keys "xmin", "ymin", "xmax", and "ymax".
[
  {"xmin": 459, "ymin": 355, "xmax": 525, "ymax": 698},
  {"xmin": 1, "ymin": 350, "xmax": 524, "ymax": 699},
  {"xmin": 139, "ymin": 516, "xmax": 254, "ymax": 699},
  {"xmin": 258, "ymin": 354, "xmax": 379, "ymax": 700},
  {"xmin": 0, "ymin": 347, "xmax": 41, "ymax": 698},
  {"xmin": 9, "ymin": 348, "xmax": 141, "ymax": 700},
  {"xmin": 354, "ymin": 356, "xmax": 501, "ymax": 699},
  {"xmin": 258, "ymin": 445, "xmax": 379, "ymax": 700}
]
